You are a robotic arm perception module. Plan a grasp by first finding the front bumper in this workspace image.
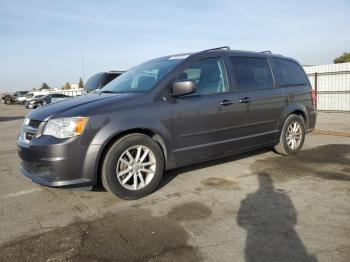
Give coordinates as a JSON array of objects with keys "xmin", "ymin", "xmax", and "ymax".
[{"xmin": 18, "ymin": 135, "xmax": 100, "ymax": 188}]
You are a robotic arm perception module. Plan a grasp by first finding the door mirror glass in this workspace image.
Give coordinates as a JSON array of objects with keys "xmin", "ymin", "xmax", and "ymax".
[{"xmin": 172, "ymin": 80, "xmax": 196, "ymax": 97}]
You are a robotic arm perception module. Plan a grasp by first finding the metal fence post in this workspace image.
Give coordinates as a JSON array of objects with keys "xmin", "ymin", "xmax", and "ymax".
[{"xmin": 314, "ymin": 72, "xmax": 318, "ymax": 111}]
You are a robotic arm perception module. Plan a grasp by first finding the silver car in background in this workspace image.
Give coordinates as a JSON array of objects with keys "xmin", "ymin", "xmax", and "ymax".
[{"xmin": 26, "ymin": 93, "xmax": 72, "ymax": 109}]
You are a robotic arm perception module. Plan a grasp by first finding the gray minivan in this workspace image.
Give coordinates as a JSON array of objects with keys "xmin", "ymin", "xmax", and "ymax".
[{"xmin": 18, "ymin": 47, "xmax": 316, "ymax": 199}]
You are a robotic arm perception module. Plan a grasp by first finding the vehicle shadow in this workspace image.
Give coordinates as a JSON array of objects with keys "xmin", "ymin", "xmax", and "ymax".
[
  {"xmin": 159, "ymin": 147, "xmax": 272, "ymax": 190},
  {"xmin": 0, "ymin": 116, "xmax": 24, "ymax": 122},
  {"xmin": 92, "ymin": 148, "xmax": 272, "ymax": 193},
  {"xmin": 94, "ymin": 143, "xmax": 350, "ymax": 193},
  {"xmin": 237, "ymin": 172, "xmax": 318, "ymax": 262}
]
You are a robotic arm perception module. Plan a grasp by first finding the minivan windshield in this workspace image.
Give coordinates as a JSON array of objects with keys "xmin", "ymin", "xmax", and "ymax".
[{"xmin": 100, "ymin": 56, "xmax": 187, "ymax": 93}]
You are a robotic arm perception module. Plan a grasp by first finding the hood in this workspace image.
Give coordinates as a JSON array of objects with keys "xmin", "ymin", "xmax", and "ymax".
[{"xmin": 27, "ymin": 93, "xmax": 139, "ymax": 121}]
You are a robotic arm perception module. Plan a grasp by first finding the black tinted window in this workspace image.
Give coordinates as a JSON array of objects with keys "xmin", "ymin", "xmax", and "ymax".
[
  {"xmin": 230, "ymin": 57, "xmax": 274, "ymax": 90},
  {"xmin": 101, "ymin": 73, "xmax": 121, "ymax": 87},
  {"xmin": 273, "ymin": 58, "xmax": 307, "ymax": 86}
]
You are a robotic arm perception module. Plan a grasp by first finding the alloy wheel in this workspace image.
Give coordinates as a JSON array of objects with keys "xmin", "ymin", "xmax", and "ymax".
[
  {"xmin": 286, "ymin": 122, "xmax": 302, "ymax": 150},
  {"xmin": 116, "ymin": 145, "xmax": 156, "ymax": 190}
]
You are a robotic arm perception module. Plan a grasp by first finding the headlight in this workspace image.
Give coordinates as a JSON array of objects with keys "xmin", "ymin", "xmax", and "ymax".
[
  {"xmin": 43, "ymin": 117, "xmax": 88, "ymax": 138},
  {"xmin": 24, "ymin": 118, "xmax": 30, "ymax": 125}
]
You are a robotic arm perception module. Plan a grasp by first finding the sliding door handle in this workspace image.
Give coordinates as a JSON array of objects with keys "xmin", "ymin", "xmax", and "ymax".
[
  {"xmin": 220, "ymin": 99, "xmax": 234, "ymax": 106},
  {"xmin": 239, "ymin": 97, "xmax": 252, "ymax": 103}
]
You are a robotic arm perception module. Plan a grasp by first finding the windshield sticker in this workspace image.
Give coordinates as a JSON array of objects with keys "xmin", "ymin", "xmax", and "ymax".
[{"xmin": 168, "ymin": 55, "xmax": 189, "ymax": 60}]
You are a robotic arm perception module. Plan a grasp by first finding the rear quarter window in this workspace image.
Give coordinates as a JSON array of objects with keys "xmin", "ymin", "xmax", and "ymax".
[{"xmin": 272, "ymin": 58, "xmax": 307, "ymax": 86}]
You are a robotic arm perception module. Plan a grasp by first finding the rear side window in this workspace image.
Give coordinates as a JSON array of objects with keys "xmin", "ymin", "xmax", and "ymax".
[
  {"xmin": 272, "ymin": 58, "xmax": 307, "ymax": 86},
  {"xmin": 230, "ymin": 57, "xmax": 274, "ymax": 90}
]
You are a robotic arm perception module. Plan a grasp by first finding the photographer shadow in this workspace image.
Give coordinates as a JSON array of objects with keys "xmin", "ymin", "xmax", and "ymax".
[{"xmin": 237, "ymin": 172, "xmax": 317, "ymax": 262}]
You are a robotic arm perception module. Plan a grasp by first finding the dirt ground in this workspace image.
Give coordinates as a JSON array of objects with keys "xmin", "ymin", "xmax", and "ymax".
[{"xmin": 0, "ymin": 104, "xmax": 349, "ymax": 262}]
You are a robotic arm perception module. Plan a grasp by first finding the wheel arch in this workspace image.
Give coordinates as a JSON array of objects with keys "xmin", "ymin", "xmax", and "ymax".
[
  {"xmin": 94, "ymin": 128, "xmax": 169, "ymax": 186},
  {"xmin": 279, "ymin": 103, "xmax": 308, "ymax": 131}
]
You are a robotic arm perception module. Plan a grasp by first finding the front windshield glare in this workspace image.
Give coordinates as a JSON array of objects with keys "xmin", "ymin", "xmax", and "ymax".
[{"xmin": 100, "ymin": 57, "xmax": 185, "ymax": 93}]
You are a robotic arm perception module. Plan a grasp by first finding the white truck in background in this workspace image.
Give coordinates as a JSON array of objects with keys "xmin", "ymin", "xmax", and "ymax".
[{"xmin": 15, "ymin": 91, "xmax": 50, "ymax": 104}]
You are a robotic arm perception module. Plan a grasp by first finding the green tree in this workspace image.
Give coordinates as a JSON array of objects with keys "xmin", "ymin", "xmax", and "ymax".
[
  {"xmin": 40, "ymin": 82, "xmax": 50, "ymax": 90},
  {"xmin": 62, "ymin": 82, "xmax": 71, "ymax": 90},
  {"xmin": 79, "ymin": 77, "xmax": 84, "ymax": 89},
  {"xmin": 333, "ymin": 52, "xmax": 350, "ymax": 64}
]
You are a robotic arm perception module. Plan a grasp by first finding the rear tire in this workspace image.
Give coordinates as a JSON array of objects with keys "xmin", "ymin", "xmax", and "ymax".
[
  {"xmin": 101, "ymin": 133, "xmax": 164, "ymax": 200},
  {"xmin": 274, "ymin": 114, "xmax": 305, "ymax": 156}
]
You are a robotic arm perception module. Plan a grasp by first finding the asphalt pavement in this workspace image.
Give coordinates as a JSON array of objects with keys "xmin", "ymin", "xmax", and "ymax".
[{"xmin": 0, "ymin": 104, "xmax": 349, "ymax": 262}]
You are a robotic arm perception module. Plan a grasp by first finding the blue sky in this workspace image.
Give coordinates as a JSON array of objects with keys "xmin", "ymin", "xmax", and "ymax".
[{"xmin": 0, "ymin": 0, "xmax": 349, "ymax": 91}]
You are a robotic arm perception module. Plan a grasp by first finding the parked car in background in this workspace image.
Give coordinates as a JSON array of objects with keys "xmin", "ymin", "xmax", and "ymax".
[
  {"xmin": 16, "ymin": 95, "xmax": 29, "ymax": 105},
  {"xmin": 84, "ymin": 71, "xmax": 125, "ymax": 94},
  {"xmin": 24, "ymin": 95, "xmax": 46, "ymax": 109},
  {"xmin": 26, "ymin": 93, "xmax": 72, "ymax": 109},
  {"xmin": 1, "ymin": 93, "xmax": 12, "ymax": 104},
  {"xmin": 2, "ymin": 91, "xmax": 28, "ymax": 104},
  {"xmin": 17, "ymin": 91, "xmax": 50, "ymax": 105},
  {"xmin": 18, "ymin": 47, "xmax": 316, "ymax": 200}
]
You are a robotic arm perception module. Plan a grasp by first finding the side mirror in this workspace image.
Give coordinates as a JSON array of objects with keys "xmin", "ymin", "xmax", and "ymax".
[{"xmin": 171, "ymin": 80, "xmax": 196, "ymax": 97}]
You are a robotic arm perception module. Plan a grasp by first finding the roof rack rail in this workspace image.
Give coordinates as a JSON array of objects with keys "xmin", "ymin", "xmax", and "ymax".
[
  {"xmin": 261, "ymin": 50, "xmax": 272, "ymax": 54},
  {"xmin": 201, "ymin": 46, "xmax": 231, "ymax": 52}
]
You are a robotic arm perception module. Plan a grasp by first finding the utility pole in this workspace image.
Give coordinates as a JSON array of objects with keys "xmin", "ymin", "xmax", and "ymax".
[{"xmin": 80, "ymin": 47, "xmax": 85, "ymax": 81}]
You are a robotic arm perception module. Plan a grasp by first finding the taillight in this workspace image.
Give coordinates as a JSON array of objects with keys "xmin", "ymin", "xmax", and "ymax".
[{"xmin": 311, "ymin": 89, "xmax": 316, "ymax": 106}]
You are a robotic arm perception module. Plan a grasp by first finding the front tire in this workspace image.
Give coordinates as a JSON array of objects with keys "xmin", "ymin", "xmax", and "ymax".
[
  {"xmin": 101, "ymin": 133, "xmax": 164, "ymax": 200},
  {"xmin": 274, "ymin": 114, "xmax": 306, "ymax": 155}
]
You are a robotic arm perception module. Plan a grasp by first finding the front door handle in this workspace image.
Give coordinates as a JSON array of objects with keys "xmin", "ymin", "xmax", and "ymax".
[
  {"xmin": 220, "ymin": 99, "xmax": 234, "ymax": 106},
  {"xmin": 239, "ymin": 97, "xmax": 252, "ymax": 103}
]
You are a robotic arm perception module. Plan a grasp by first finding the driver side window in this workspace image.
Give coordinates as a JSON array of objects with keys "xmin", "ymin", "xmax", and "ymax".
[{"xmin": 176, "ymin": 57, "xmax": 228, "ymax": 96}]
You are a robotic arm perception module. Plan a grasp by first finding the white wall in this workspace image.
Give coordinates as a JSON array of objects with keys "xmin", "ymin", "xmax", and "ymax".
[
  {"xmin": 303, "ymin": 62, "xmax": 350, "ymax": 111},
  {"xmin": 49, "ymin": 88, "xmax": 83, "ymax": 97}
]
